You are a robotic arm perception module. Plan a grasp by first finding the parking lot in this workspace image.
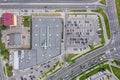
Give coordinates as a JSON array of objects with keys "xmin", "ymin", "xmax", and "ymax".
[
  {"xmin": 65, "ymin": 14, "xmax": 101, "ymax": 53},
  {"xmin": 14, "ymin": 57, "xmax": 59, "ymax": 80}
]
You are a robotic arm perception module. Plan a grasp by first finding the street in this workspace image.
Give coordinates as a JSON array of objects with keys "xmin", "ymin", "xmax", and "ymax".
[{"xmin": 0, "ymin": 0, "xmax": 120, "ymax": 80}]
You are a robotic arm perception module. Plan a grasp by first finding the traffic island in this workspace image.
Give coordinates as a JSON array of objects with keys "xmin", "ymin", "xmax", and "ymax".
[
  {"xmin": 99, "ymin": 0, "xmax": 106, "ymax": 5},
  {"xmin": 66, "ymin": 54, "xmax": 78, "ymax": 63},
  {"xmin": 115, "ymin": 0, "xmax": 120, "ymax": 26}
]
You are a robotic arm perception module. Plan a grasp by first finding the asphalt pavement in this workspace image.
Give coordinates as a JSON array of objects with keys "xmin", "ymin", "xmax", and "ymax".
[
  {"xmin": 0, "ymin": 0, "xmax": 120, "ymax": 80},
  {"xmin": 0, "ymin": 0, "xmax": 99, "ymax": 3},
  {"xmin": 45, "ymin": 0, "xmax": 120, "ymax": 79},
  {"xmin": 0, "ymin": 3, "xmax": 105, "ymax": 9}
]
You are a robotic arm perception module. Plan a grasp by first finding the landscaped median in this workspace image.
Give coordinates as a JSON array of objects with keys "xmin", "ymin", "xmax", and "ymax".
[
  {"xmin": 70, "ymin": 10, "xmax": 87, "ymax": 12},
  {"xmin": 92, "ymin": 8, "xmax": 111, "ymax": 39},
  {"xmin": 115, "ymin": 0, "xmax": 120, "ymax": 26},
  {"xmin": 71, "ymin": 60, "xmax": 110, "ymax": 80},
  {"xmin": 99, "ymin": 0, "xmax": 106, "ymax": 5},
  {"xmin": 55, "ymin": 10, "xmax": 63, "ymax": 12}
]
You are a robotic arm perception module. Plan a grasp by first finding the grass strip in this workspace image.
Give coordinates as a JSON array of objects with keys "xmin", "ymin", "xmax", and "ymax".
[
  {"xmin": 111, "ymin": 66, "xmax": 120, "ymax": 79},
  {"xmin": 99, "ymin": 0, "xmax": 106, "ymax": 5},
  {"xmin": 115, "ymin": 0, "xmax": 120, "ymax": 26}
]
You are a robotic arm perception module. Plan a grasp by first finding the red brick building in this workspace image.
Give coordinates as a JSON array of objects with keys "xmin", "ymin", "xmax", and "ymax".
[{"xmin": 1, "ymin": 13, "xmax": 17, "ymax": 27}]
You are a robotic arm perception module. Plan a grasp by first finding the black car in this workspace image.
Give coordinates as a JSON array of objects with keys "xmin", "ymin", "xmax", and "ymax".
[{"xmin": 20, "ymin": 76, "xmax": 24, "ymax": 80}]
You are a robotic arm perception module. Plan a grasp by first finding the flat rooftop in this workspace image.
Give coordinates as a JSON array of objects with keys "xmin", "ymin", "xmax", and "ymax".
[
  {"xmin": 8, "ymin": 33, "xmax": 21, "ymax": 46},
  {"xmin": 32, "ymin": 17, "xmax": 62, "ymax": 64},
  {"xmin": 19, "ymin": 50, "xmax": 37, "ymax": 68},
  {"xmin": 19, "ymin": 17, "xmax": 62, "ymax": 69}
]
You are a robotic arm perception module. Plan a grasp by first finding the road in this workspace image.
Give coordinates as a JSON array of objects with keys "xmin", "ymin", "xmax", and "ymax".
[
  {"xmin": 0, "ymin": 0, "xmax": 99, "ymax": 3},
  {"xmin": 0, "ymin": 3, "xmax": 104, "ymax": 9},
  {"xmin": 0, "ymin": 0, "xmax": 120, "ymax": 80},
  {"xmin": 0, "ymin": 1, "xmax": 103, "ymax": 80},
  {"xmin": 58, "ymin": 57, "xmax": 107, "ymax": 80},
  {"xmin": 45, "ymin": 41, "xmax": 120, "ymax": 80},
  {"xmin": 45, "ymin": 0, "xmax": 120, "ymax": 80},
  {"xmin": 105, "ymin": 0, "xmax": 120, "ymax": 60}
]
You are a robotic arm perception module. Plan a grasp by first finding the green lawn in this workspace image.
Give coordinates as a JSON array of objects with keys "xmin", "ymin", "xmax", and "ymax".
[
  {"xmin": 66, "ymin": 54, "xmax": 77, "ymax": 63},
  {"xmin": 99, "ymin": 0, "xmax": 106, "ymax": 5},
  {"xmin": 1, "ymin": 50, "xmax": 9, "ymax": 61},
  {"xmin": 67, "ymin": 54, "xmax": 78, "ymax": 60},
  {"xmin": 55, "ymin": 10, "xmax": 63, "ymax": 12},
  {"xmin": 115, "ymin": 0, "xmax": 120, "ymax": 26},
  {"xmin": 0, "ymin": 34, "xmax": 5, "ymax": 50},
  {"xmin": 5, "ymin": 63, "xmax": 13, "ymax": 77},
  {"xmin": 111, "ymin": 66, "xmax": 120, "ymax": 79},
  {"xmin": 89, "ymin": 45, "xmax": 94, "ymax": 50},
  {"xmin": 113, "ymin": 60, "xmax": 120, "ymax": 66},
  {"xmin": 23, "ymin": 16, "xmax": 31, "ymax": 27},
  {"xmin": 0, "ymin": 25, "xmax": 6, "ymax": 30},
  {"xmin": 92, "ymin": 8, "xmax": 111, "ymax": 39},
  {"xmin": 70, "ymin": 10, "xmax": 87, "ymax": 12}
]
